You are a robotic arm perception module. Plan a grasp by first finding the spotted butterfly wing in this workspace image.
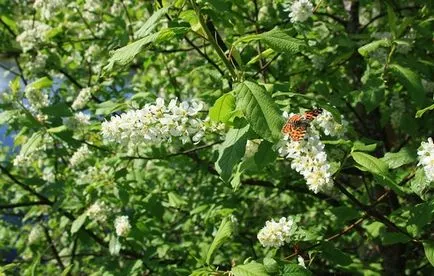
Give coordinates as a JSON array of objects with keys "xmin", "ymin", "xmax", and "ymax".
[{"xmin": 281, "ymin": 108, "xmax": 323, "ymax": 141}]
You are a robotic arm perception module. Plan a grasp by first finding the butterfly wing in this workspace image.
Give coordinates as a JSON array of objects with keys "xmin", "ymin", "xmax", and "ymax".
[
  {"xmin": 282, "ymin": 114, "xmax": 306, "ymax": 141},
  {"xmin": 303, "ymin": 108, "xmax": 323, "ymax": 121}
]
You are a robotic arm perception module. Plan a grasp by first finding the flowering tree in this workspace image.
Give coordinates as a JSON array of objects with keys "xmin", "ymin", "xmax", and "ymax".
[{"xmin": 0, "ymin": 0, "xmax": 433, "ymax": 275}]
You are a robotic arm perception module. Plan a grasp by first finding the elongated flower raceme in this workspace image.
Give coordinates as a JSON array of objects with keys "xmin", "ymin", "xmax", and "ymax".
[
  {"xmin": 278, "ymin": 110, "xmax": 347, "ymax": 193},
  {"xmin": 114, "ymin": 215, "xmax": 131, "ymax": 237},
  {"xmin": 417, "ymin": 138, "xmax": 434, "ymax": 182},
  {"xmin": 101, "ymin": 98, "xmax": 224, "ymax": 148},
  {"xmin": 257, "ymin": 217, "xmax": 294, "ymax": 248},
  {"xmin": 70, "ymin": 144, "xmax": 91, "ymax": 167}
]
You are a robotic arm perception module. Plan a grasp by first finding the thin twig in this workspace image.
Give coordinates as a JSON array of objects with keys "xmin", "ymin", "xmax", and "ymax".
[{"xmin": 42, "ymin": 226, "xmax": 65, "ymax": 270}]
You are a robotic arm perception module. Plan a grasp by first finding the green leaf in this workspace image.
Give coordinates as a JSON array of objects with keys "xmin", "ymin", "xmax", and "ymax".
[
  {"xmin": 41, "ymin": 103, "xmax": 73, "ymax": 117},
  {"xmin": 71, "ymin": 213, "xmax": 87, "ymax": 234},
  {"xmin": 382, "ymin": 232, "xmax": 411, "ymax": 245},
  {"xmin": 280, "ymin": 264, "xmax": 312, "ymax": 276},
  {"xmin": 209, "ymin": 93, "xmax": 236, "ymax": 123},
  {"xmin": 423, "ymin": 241, "xmax": 434, "ymax": 266},
  {"xmin": 381, "ymin": 147, "xmax": 416, "ymax": 169},
  {"xmin": 234, "ymin": 28, "xmax": 303, "ymax": 55},
  {"xmin": 321, "ymin": 242, "xmax": 352, "ymax": 266},
  {"xmin": 352, "ymin": 152, "xmax": 405, "ymax": 194},
  {"xmin": 389, "ymin": 64, "xmax": 425, "ymax": 107},
  {"xmin": 410, "ymin": 168, "xmax": 432, "ymax": 200},
  {"xmin": 247, "ymin": 48, "xmax": 275, "ymax": 65},
  {"xmin": 407, "ymin": 203, "xmax": 433, "ymax": 236},
  {"xmin": 352, "ymin": 141, "xmax": 377, "ymax": 152},
  {"xmin": 231, "ymin": 261, "xmax": 268, "ymax": 276},
  {"xmin": 60, "ymin": 265, "xmax": 73, "ymax": 276},
  {"xmin": 263, "ymin": 257, "xmax": 279, "ymax": 274},
  {"xmin": 329, "ymin": 206, "xmax": 360, "ymax": 223},
  {"xmin": 105, "ymin": 28, "xmax": 188, "ymax": 70},
  {"xmin": 236, "ymin": 81, "xmax": 285, "ymax": 142},
  {"xmin": 415, "ymin": 103, "xmax": 434, "ymax": 118},
  {"xmin": 47, "ymin": 125, "xmax": 68, "ymax": 133},
  {"xmin": 109, "ymin": 235, "xmax": 121, "ymax": 256},
  {"xmin": 358, "ymin": 39, "xmax": 390, "ymax": 57},
  {"xmin": 136, "ymin": 6, "xmax": 171, "ymax": 38},
  {"xmin": 215, "ymin": 124, "xmax": 249, "ymax": 182},
  {"xmin": 27, "ymin": 77, "xmax": 52, "ymax": 90},
  {"xmin": 206, "ymin": 217, "xmax": 234, "ymax": 264},
  {"xmin": 30, "ymin": 253, "xmax": 41, "ymax": 276},
  {"xmin": 167, "ymin": 192, "xmax": 187, "ymax": 207},
  {"xmin": 254, "ymin": 140, "xmax": 277, "ymax": 167},
  {"xmin": 351, "ymin": 152, "xmax": 389, "ymax": 176},
  {"xmin": 20, "ymin": 132, "xmax": 43, "ymax": 156}
]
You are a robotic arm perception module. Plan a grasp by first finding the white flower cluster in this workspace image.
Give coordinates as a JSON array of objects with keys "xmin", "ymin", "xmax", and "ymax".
[
  {"xmin": 284, "ymin": 0, "xmax": 313, "ymax": 23},
  {"xmin": 34, "ymin": 0, "xmax": 65, "ymax": 19},
  {"xmin": 70, "ymin": 144, "xmax": 91, "ymax": 167},
  {"xmin": 278, "ymin": 110, "xmax": 346, "ymax": 193},
  {"xmin": 28, "ymin": 225, "xmax": 43, "ymax": 245},
  {"xmin": 63, "ymin": 112, "xmax": 91, "ymax": 130},
  {"xmin": 87, "ymin": 201, "xmax": 107, "ymax": 222},
  {"xmin": 390, "ymin": 93, "xmax": 405, "ymax": 129},
  {"xmin": 315, "ymin": 110, "xmax": 348, "ymax": 138},
  {"xmin": 101, "ymin": 98, "xmax": 224, "ymax": 148},
  {"xmin": 42, "ymin": 168, "xmax": 55, "ymax": 183},
  {"xmin": 83, "ymin": 0, "xmax": 102, "ymax": 21},
  {"xmin": 417, "ymin": 138, "xmax": 434, "ymax": 182},
  {"xmin": 16, "ymin": 20, "xmax": 52, "ymax": 52},
  {"xmin": 114, "ymin": 215, "xmax": 131, "ymax": 237},
  {"xmin": 72, "ymin": 87, "xmax": 93, "ymax": 110},
  {"xmin": 25, "ymin": 86, "xmax": 49, "ymax": 111},
  {"xmin": 257, "ymin": 217, "xmax": 294, "ymax": 248}
]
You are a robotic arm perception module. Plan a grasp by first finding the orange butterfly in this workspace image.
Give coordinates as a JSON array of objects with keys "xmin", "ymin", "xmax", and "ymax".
[{"xmin": 281, "ymin": 108, "xmax": 323, "ymax": 141}]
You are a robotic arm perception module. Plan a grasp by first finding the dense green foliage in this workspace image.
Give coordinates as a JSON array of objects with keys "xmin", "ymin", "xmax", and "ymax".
[{"xmin": 0, "ymin": 0, "xmax": 433, "ymax": 275}]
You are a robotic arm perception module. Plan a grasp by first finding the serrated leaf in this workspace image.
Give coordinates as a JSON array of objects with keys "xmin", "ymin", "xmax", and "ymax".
[
  {"xmin": 209, "ymin": 93, "xmax": 236, "ymax": 123},
  {"xmin": 231, "ymin": 262, "xmax": 268, "ymax": 276},
  {"xmin": 358, "ymin": 39, "xmax": 390, "ymax": 57},
  {"xmin": 206, "ymin": 217, "xmax": 234, "ymax": 264},
  {"xmin": 215, "ymin": 124, "xmax": 249, "ymax": 182},
  {"xmin": 423, "ymin": 241, "xmax": 434, "ymax": 266},
  {"xmin": 136, "ymin": 6, "xmax": 170, "ymax": 38},
  {"xmin": 236, "ymin": 81, "xmax": 285, "ymax": 142},
  {"xmin": 71, "ymin": 213, "xmax": 87, "ymax": 234},
  {"xmin": 410, "ymin": 168, "xmax": 432, "ymax": 200},
  {"xmin": 381, "ymin": 147, "xmax": 416, "ymax": 169},
  {"xmin": 263, "ymin": 257, "xmax": 279, "ymax": 274},
  {"xmin": 105, "ymin": 28, "xmax": 188, "ymax": 71},
  {"xmin": 247, "ymin": 48, "xmax": 275, "ymax": 65},
  {"xmin": 234, "ymin": 28, "xmax": 303, "ymax": 55},
  {"xmin": 389, "ymin": 64, "xmax": 425, "ymax": 107},
  {"xmin": 281, "ymin": 264, "xmax": 312, "ymax": 276},
  {"xmin": 416, "ymin": 103, "xmax": 434, "ymax": 118}
]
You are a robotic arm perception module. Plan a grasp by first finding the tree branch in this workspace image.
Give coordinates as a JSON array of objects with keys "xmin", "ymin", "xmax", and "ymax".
[{"xmin": 0, "ymin": 201, "xmax": 50, "ymax": 209}]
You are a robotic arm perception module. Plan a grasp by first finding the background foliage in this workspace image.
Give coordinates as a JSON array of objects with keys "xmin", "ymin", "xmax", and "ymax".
[{"xmin": 0, "ymin": 0, "xmax": 433, "ymax": 275}]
